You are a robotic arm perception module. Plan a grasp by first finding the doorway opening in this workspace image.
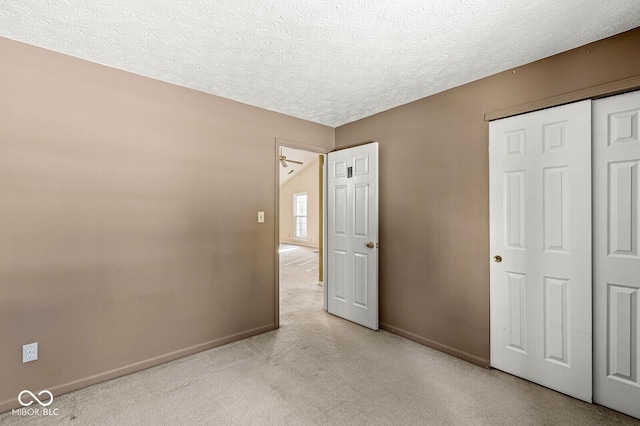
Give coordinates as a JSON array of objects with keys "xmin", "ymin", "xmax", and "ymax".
[
  {"xmin": 276, "ymin": 141, "xmax": 380, "ymax": 331},
  {"xmin": 276, "ymin": 143, "xmax": 327, "ymax": 327}
]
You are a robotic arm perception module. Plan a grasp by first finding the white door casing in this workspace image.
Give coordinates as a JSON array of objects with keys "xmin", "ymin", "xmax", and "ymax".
[
  {"xmin": 593, "ymin": 90, "xmax": 640, "ymax": 419},
  {"xmin": 327, "ymin": 142, "xmax": 379, "ymax": 330},
  {"xmin": 489, "ymin": 100, "xmax": 592, "ymax": 402}
]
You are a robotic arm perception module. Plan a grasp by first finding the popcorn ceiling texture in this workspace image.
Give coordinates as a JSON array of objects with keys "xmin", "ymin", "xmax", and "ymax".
[{"xmin": 0, "ymin": 1, "xmax": 639, "ymax": 127}]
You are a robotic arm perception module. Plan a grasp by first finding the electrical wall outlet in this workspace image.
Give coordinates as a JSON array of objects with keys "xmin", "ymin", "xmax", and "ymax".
[{"xmin": 22, "ymin": 342, "xmax": 38, "ymax": 363}]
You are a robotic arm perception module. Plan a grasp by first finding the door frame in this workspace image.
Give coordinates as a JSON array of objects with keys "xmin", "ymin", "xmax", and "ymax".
[
  {"xmin": 484, "ymin": 75, "xmax": 640, "ymax": 122},
  {"xmin": 274, "ymin": 137, "xmax": 329, "ymax": 329}
]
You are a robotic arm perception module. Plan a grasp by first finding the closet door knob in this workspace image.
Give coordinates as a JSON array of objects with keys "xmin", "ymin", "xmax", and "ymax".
[{"xmin": 493, "ymin": 255, "xmax": 502, "ymax": 263}]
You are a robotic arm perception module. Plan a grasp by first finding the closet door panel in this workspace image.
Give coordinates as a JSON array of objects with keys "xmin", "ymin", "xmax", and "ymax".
[{"xmin": 593, "ymin": 90, "xmax": 640, "ymax": 420}]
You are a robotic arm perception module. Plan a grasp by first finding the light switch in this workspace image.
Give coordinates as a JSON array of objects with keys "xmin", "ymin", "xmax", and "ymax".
[{"xmin": 258, "ymin": 211, "xmax": 265, "ymax": 223}]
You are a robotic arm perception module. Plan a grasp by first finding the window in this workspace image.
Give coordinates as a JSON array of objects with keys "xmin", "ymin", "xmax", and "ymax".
[{"xmin": 293, "ymin": 193, "xmax": 307, "ymax": 239}]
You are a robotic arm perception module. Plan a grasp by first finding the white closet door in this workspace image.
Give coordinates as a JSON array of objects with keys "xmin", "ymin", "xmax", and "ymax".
[
  {"xmin": 593, "ymin": 90, "xmax": 640, "ymax": 419},
  {"xmin": 490, "ymin": 100, "xmax": 592, "ymax": 402}
]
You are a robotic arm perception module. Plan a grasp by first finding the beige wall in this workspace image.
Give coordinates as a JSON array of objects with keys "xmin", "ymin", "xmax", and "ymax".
[
  {"xmin": 279, "ymin": 157, "xmax": 320, "ymax": 248},
  {"xmin": 0, "ymin": 37, "xmax": 333, "ymax": 412},
  {"xmin": 335, "ymin": 28, "xmax": 640, "ymax": 366},
  {"xmin": 2, "ymin": 27, "xmax": 640, "ymax": 411}
]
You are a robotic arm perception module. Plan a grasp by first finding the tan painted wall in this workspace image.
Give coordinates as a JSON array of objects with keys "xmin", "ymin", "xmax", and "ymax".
[
  {"xmin": 279, "ymin": 157, "xmax": 320, "ymax": 248},
  {"xmin": 0, "ymin": 37, "xmax": 333, "ymax": 412},
  {"xmin": 2, "ymin": 27, "xmax": 639, "ymax": 411},
  {"xmin": 335, "ymin": 28, "xmax": 640, "ymax": 366}
]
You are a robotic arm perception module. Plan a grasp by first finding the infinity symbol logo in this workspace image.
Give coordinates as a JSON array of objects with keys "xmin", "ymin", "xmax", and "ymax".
[{"xmin": 18, "ymin": 390, "xmax": 53, "ymax": 407}]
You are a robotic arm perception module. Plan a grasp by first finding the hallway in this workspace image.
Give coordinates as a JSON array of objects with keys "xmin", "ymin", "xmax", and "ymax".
[{"xmin": 279, "ymin": 244, "xmax": 322, "ymax": 316}]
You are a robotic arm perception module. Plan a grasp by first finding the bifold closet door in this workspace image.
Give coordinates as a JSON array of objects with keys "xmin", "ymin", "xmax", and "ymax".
[
  {"xmin": 593, "ymin": 90, "xmax": 640, "ymax": 419},
  {"xmin": 490, "ymin": 100, "xmax": 592, "ymax": 402}
]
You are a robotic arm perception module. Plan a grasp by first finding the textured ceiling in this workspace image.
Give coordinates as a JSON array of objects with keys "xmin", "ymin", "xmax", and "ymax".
[{"xmin": 1, "ymin": 1, "xmax": 639, "ymax": 127}]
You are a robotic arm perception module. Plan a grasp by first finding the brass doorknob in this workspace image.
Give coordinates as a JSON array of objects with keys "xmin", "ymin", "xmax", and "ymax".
[
  {"xmin": 493, "ymin": 255, "xmax": 502, "ymax": 263},
  {"xmin": 366, "ymin": 242, "xmax": 375, "ymax": 248}
]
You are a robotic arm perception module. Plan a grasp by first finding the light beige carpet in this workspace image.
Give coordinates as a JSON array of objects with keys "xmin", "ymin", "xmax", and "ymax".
[{"xmin": 1, "ymin": 245, "xmax": 638, "ymax": 425}]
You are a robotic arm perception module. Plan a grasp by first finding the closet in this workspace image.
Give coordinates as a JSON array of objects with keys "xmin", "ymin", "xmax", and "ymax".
[{"xmin": 489, "ymin": 90, "xmax": 640, "ymax": 419}]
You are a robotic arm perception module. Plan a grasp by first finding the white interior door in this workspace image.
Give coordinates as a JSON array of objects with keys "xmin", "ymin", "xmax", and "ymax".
[
  {"xmin": 593, "ymin": 90, "xmax": 640, "ymax": 419},
  {"xmin": 327, "ymin": 142, "xmax": 379, "ymax": 330},
  {"xmin": 489, "ymin": 100, "xmax": 592, "ymax": 402}
]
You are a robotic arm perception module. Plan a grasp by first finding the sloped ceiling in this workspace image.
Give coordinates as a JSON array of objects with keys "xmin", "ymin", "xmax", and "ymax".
[
  {"xmin": 1, "ymin": 1, "xmax": 639, "ymax": 127},
  {"xmin": 279, "ymin": 147, "xmax": 319, "ymax": 186}
]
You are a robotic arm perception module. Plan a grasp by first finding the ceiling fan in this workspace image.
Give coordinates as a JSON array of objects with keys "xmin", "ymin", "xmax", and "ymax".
[{"xmin": 279, "ymin": 149, "xmax": 304, "ymax": 168}]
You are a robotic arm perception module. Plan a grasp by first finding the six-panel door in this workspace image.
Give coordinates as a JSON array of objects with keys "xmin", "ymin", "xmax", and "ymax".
[
  {"xmin": 490, "ymin": 100, "xmax": 592, "ymax": 402},
  {"xmin": 327, "ymin": 142, "xmax": 379, "ymax": 330},
  {"xmin": 593, "ymin": 90, "xmax": 640, "ymax": 419}
]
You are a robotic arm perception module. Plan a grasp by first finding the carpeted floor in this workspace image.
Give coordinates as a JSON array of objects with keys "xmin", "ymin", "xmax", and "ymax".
[{"xmin": 1, "ymin": 244, "xmax": 638, "ymax": 425}]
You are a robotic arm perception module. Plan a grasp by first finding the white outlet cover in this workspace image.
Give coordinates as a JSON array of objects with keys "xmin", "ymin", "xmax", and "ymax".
[{"xmin": 22, "ymin": 342, "xmax": 38, "ymax": 363}]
